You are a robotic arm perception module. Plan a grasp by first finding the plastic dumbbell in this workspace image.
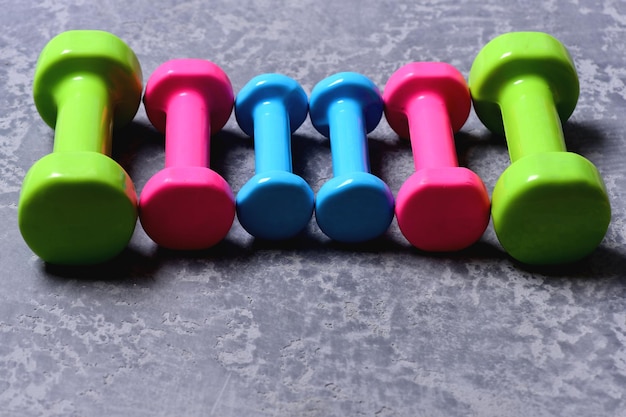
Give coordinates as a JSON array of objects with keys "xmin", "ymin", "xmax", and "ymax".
[
  {"xmin": 309, "ymin": 72, "xmax": 395, "ymax": 242},
  {"xmin": 235, "ymin": 73, "xmax": 314, "ymax": 240},
  {"xmin": 384, "ymin": 62, "xmax": 491, "ymax": 251},
  {"xmin": 18, "ymin": 30, "xmax": 143, "ymax": 265},
  {"xmin": 139, "ymin": 59, "xmax": 235, "ymax": 250},
  {"xmin": 469, "ymin": 31, "xmax": 611, "ymax": 264}
]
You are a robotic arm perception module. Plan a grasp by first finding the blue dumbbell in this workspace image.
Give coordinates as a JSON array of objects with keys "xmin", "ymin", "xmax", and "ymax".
[
  {"xmin": 235, "ymin": 73, "xmax": 314, "ymax": 240},
  {"xmin": 309, "ymin": 72, "xmax": 395, "ymax": 242}
]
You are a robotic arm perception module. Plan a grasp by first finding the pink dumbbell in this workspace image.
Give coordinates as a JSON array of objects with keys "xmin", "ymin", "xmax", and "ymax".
[
  {"xmin": 383, "ymin": 62, "xmax": 491, "ymax": 251},
  {"xmin": 139, "ymin": 59, "xmax": 235, "ymax": 250}
]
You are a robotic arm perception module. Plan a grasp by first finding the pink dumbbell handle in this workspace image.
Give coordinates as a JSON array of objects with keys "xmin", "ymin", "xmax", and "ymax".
[
  {"xmin": 164, "ymin": 91, "xmax": 210, "ymax": 168},
  {"xmin": 407, "ymin": 93, "xmax": 459, "ymax": 171}
]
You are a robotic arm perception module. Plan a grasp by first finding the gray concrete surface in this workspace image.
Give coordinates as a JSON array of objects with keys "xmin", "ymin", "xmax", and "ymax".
[{"xmin": 1, "ymin": 1, "xmax": 625, "ymax": 416}]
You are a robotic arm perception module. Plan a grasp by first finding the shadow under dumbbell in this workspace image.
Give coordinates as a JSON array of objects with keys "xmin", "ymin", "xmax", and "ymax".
[
  {"xmin": 110, "ymin": 120, "xmax": 167, "ymax": 191},
  {"xmin": 290, "ymin": 132, "xmax": 332, "ymax": 191},
  {"xmin": 43, "ymin": 246, "xmax": 159, "ymax": 284},
  {"xmin": 562, "ymin": 120, "xmax": 607, "ymax": 156},
  {"xmin": 153, "ymin": 237, "xmax": 251, "ymax": 261},
  {"xmin": 511, "ymin": 245, "xmax": 626, "ymax": 282},
  {"xmin": 322, "ymin": 234, "xmax": 417, "ymax": 254},
  {"xmin": 247, "ymin": 229, "xmax": 327, "ymax": 252},
  {"xmin": 454, "ymin": 128, "xmax": 506, "ymax": 153},
  {"xmin": 210, "ymin": 128, "xmax": 252, "ymax": 188},
  {"xmin": 365, "ymin": 133, "xmax": 413, "ymax": 195},
  {"xmin": 410, "ymin": 240, "xmax": 507, "ymax": 261}
]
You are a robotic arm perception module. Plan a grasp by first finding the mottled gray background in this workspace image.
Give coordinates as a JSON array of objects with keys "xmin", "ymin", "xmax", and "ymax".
[{"xmin": 1, "ymin": 1, "xmax": 625, "ymax": 416}]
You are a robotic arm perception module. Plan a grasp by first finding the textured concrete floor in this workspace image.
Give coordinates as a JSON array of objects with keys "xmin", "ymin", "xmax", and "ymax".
[{"xmin": 1, "ymin": 1, "xmax": 626, "ymax": 416}]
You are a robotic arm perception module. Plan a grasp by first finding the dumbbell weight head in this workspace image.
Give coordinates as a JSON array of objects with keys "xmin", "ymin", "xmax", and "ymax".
[
  {"xmin": 33, "ymin": 31, "xmax": 143, "ymax": 130},
  {"xmin": 384, "ymin": 62, "xmax": 470, "ymax": 139},
  {"xmin": 309, "ymin": 73, "xmax": 384, "ymax": 138},
  {"xmin": 470, "ymin": 32, "xmax": 578, "ymax": 137},
  {"xmin": 236, "ymin": 74, "xmax": 308, "ymax": 139},
  {"xmin": 469, "ymin": 32, "xmax": 611, "ymax": 264},
  {"xmin": 19, "ymin": 30, "xmax": 143, "ymax": 265}
]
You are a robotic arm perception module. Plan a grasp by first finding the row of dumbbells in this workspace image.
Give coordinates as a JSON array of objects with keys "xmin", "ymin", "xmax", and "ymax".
[{"xmin": 18, "ymin": 30, "xmax": 611, "ymax": 267}]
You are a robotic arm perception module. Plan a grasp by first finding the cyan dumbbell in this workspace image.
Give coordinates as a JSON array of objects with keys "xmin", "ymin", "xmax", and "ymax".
[
  {"xmin": 309, "ymin": 72, "xmax": 395, "ymax": 242},
  {"xmin": 235, "ymin": 73, "xmax": 314, "ymax": 240}
]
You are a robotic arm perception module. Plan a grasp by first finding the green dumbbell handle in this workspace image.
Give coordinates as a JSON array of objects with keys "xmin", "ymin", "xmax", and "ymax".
[
  {"xmin": 500, "ymin": 75, "xmax": 567, "ymax": 161},
  {"xmin": 53, "ymin": 75, "xmax": 111, "ymax": 153}
]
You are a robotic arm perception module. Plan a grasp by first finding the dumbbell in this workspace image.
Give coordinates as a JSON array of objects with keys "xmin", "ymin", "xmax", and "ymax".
[
  {"xmin": 469, "ymin": 31, "xmax": 611, "ymax": 264},
  {"xmin": 139, "ymin": 59, "xmax": 235, "ymax": 250},
  {"xmin": 235, "ymin": 73, "xmax": 314, "ymax": 240},
  {"xmin": 309, "ymin": 72, "xmax": 395, "ymax": 242},
  {"xmin": 384, "ymin": 62, "xmax": 491, "ymax": 251},
  {"xmin": 18, "ymin": 30, "xmax": 143, "ymax": 265}
]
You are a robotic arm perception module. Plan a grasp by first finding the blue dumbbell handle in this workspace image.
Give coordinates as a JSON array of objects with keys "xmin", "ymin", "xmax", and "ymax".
[
  {"xmin": 253, "ymin": 100, "xmax": 292, "ymax": 173},
  {"xmin": 328, "ymin": 99, "xmax": 370, "ymax": 177}
]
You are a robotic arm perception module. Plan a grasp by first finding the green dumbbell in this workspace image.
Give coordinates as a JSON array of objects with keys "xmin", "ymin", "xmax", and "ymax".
[
  {"xmin": 18, "ymin": 30, "xmax": 143, "ymax": 265},
  {"xmin": 469, "ymin": 32, "xmax": 611, "ymax": 265}
]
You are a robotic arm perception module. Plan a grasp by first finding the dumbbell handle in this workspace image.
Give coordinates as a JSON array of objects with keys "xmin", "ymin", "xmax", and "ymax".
[
  {"xmin": 406, "ymin": 94, "xmax": 458, "ymax": 170},
  {"xmin": 500, "ymin": 75, "xmax": 567, "ymax": 162},
  {"xmin": 164, "ymin": 91, "xmax": 210, "ymax": 168},
  {"xmin": 53, "ymin": 75, "xmax": 111, "ymax": 153},
  {"xmin": 328, "ymin": 99, "xmax": 370, "ymax": 176},
  {"xmin": 253, "ymin": 101, "xmax": 292, "ymax": 173}
]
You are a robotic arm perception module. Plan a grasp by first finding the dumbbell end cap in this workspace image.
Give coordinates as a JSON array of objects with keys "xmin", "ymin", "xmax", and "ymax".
[
  {"xmin": 139, "ymin": 167, "xmax": 235, "ymax": 250},
  {"xmin": 235, "ymin": 73, "xmax": 308, "ymax": 137},
  {"xmin": 143, "ymin": 59, "xmax": 234, "ymax": 135},
  {"xmin": 309, "ymin": 72, "xmax": 383, "ymax": 137},
  {"xmin": 492, "ymin": 152, "xmax": 611, "ymax": 265},
  {"xmin": 18, "ymin": 152, "xmax": 137, "ymax": 265},
  {"xmin": 469, "ymin": 31, "xmax": 579, "ymax": 135},
  {"xmin": 236, "ymin": 171, "xmax": 314, "ymax": 240},
  {"xmin": 315, "ymin": 172, "xmax": 395, "ymax": 242},
  {"xmin": 33, "ymin": 30, "xmax": 143, "ymax": 129},
  {"xmin": 396, "ymin": 167, "xmax": 491, "ymax": 251},
  {"xmin": 383, "ymin": 62, "xmax": 471, "ymax": 139}
]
